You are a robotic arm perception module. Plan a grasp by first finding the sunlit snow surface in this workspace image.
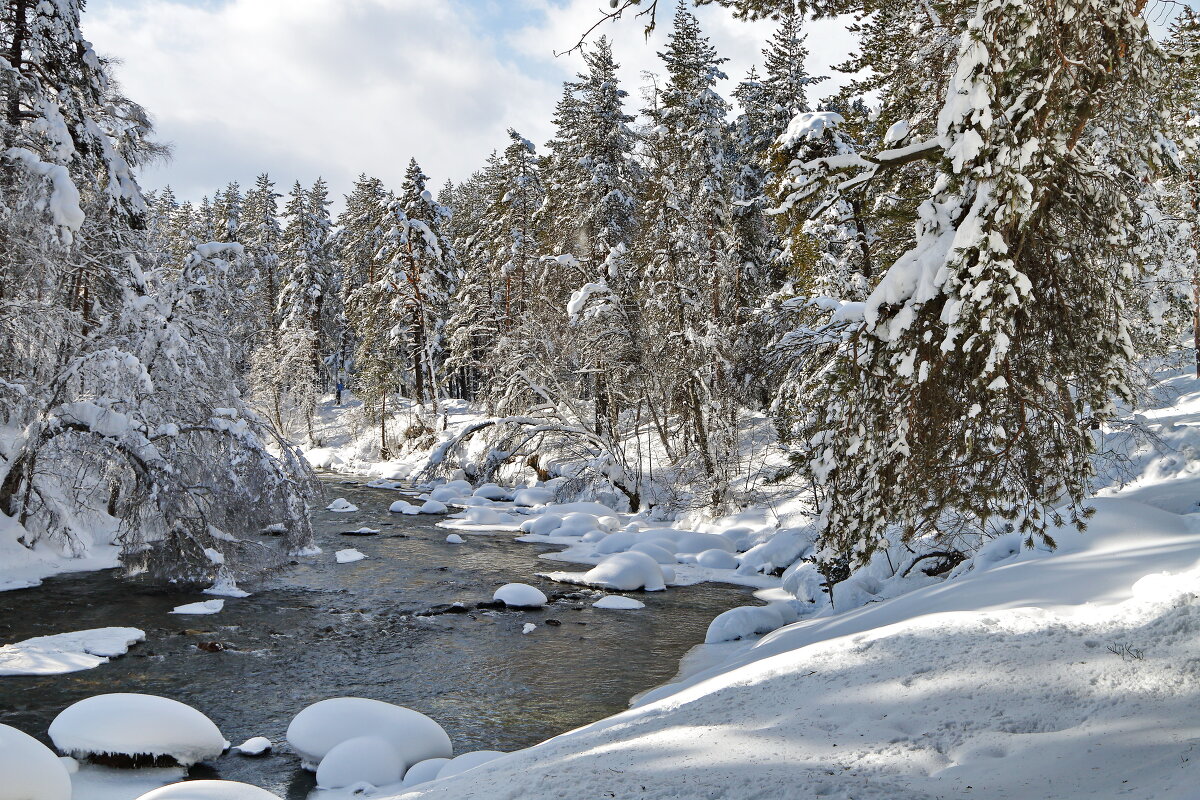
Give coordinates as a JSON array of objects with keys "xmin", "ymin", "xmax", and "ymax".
[{"xmin": 0, "ymin": 627, "xmax": 144, "ymax": 676}]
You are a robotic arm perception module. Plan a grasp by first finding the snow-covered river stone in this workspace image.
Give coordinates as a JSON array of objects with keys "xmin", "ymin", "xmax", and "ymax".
[
  {"xmin": 133, "ymin": 780, "xmax": 282, "ymax": 800},
  {"xmin": 0, "ymin": 723, "xmax": 72, "ymax": 800},
  {"xmin": 316, "ymin": 735, "xmax": 405, "ymax": 789},
  {"xmin": 0, "ymin": 627, "xmax": 144, "ymax": 676},
  {"xmin": 49, "ymin": 693, "xmax": 227, "ymax": 767},
  {"xmin": 436, "ymin": 749, "xmax": 506, "ymax": 779},
  {"xmin": 286, "ymin": 697, "xmax": 451, "ymax": 773},
  {"xmin": 583, "ymin": 552, "xmax": 668, "ymax": 591},
  {"xmin": 493, "ymin": 583, "xmax": 548, "ymax": 608}
]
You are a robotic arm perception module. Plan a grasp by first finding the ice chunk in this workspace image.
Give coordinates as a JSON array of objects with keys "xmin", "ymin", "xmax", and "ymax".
[
  {"xmin": 0, "ymin": 627, "xmax": 144, "ymax": 676},
  {"xmin": 49, "ymin": 693, "xmax": 226, "ymax": 767},
  {"xmin": 316, "ymin": 735, "xmax": 404, "ymax": 789},
  {"xmin": 170, "ymin": 600, "xmax": 224, "ymax": 615},
  {"xmin": 445, "ymin": 534, "xmax": 465, "ymax": 544},
  {"xmin": 325, "ymin": 498, "xmax": 358, "ymax": 513},
  {"xmin": 583, "ymin": 552, "xmax": 667, "ymax": 591},
  {"xmin": 335, "ymin": 549, "xmax": 366, "ymax": 564},
  {"xmin": 286, "ymin": 698, "xmax": 451, "ymax": 772},
  {"xmin": 592, "ymin": 595, "xmax": 645, "ymax": 610},
  {"xmin": 0, "ymin": 722, "xmax": 72, "ymax": 800},
  {"xmin": 234, "ymin": 737, "xmax": 271, "ymax": 756},
  {"xmin": 403, "ymin": 757, "xmax": 450, "ymax": 787},
  {"xmin": 133, "ymin": 781, "xmax": 281, "ymax": 800},
  {"xmin": 493, "ymin": 583, "xmax": 548, "ymax": 608},
  {"xmin": 522, "ymin": 623, "xmax": 537, "ymax": 634},
  {"xmin": 436, "ymin": 750, "xmax": 505, "ymax": 779}
]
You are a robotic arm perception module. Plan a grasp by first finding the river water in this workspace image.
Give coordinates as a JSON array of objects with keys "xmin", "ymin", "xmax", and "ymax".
[{"xmin": 0, "ymin": 478, "xmax": 751, "ymax": 797}]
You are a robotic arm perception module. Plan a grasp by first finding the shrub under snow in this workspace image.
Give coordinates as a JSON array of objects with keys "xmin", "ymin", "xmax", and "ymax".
[
  {"xmin": 48, "ymin": 693, "xmax": 227, "ymax": 767},
  {"xmin": 286, "ymin": 697, "xmax": 451, "ymax": 772},
  {"xmin": 0, "ymin": 723, "xmax": 72, "ymax": 800}
]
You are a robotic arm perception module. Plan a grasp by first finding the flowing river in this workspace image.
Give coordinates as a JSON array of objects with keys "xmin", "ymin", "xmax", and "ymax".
[{"xmin": 0, "ymin": 477, "xmax": 752, "ymax": 797}]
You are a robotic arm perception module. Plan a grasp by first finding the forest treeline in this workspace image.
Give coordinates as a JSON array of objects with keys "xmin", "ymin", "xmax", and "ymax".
[{"xmin": 2, "ymin": 0, "xmax": 1198, "ymax": 582}]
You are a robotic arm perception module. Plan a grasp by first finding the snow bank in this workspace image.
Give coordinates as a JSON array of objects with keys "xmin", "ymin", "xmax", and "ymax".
[
  {"xmin": 0, "ymin": 723, "xmax": 72, "ymax": 800},
  {"xmin": 316, "ymin": 735, "xmax": 405, "ymax": 789},
  {"xmin": 0, "ymin": 509, "xmax": 121, "ymax": 592},
  {"xmin": 326, "ymin": 498, "xmax": 359, "ymax": 513},
  {"xmin": 133, "ymin": 781, "xmax": 281, "ymax": 800},
  {"xmin": 436, "ymin": 750, "xmax": 505, "ymax": 779},
  {"xmin": 48, "ymin": 693, "xmax": 227, "ymax": 767},
  {"xmin": 493, "ymin": 583, "xmax": 547, "ymax": 608},
  {"xmin": 286, "ymin": 698, "xmax": 451, "ymax": 772},
  {"xmin": 695, "ymin": 549, "xmax": 739, "ymax": 569},
  {"xmin": 170, "ymin": 599, "xmax": 224, "ymax": 615},
  {"xmin": 583, "ymin": 552, "xmax": 667, "ymax": 591},
  {"xmin": 0, "ymin": 627, "xmax": 144, "ymax": 676},
  {"xmin": 592, "ymin": 595, "xmax": 645, "ymax": 610},
  {"xmin": 335, "ymin": 549, "xmax": 366, "ymax": 564}
]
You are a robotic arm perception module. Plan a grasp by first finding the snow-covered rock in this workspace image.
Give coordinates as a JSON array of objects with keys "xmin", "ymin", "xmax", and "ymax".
[
  {"xmin": 429, "ymin": 485, "xmax": 469, "ymax": 503},
  {"xmin": 472, "ymin": 483, "xmax": 512, "ymax": 501},
  {"xmin": 419, "ymin": 499, "xmax": 449, "ymax": 514},
  {"xmin": 593, "ymin": 531, "xmax": 638, "ymax": 555},
  {"xmin": 0, "ymin": 627, "xmax": 144, "ymax": 676},
  {"xmin": 493, "ymin": 583, "xmax": 548, "ymax": 608},
  {"xmin": 335, "ymin": 549, "xmax": 366, "ymax": 564},
  {"xmin": 519, "ymin": 514, "xmax": 564, "ymax": 536},
  {"xmin": 402, "ymin": 757, "xmax": 450, "ymax": 787},
  {"xmin": 512, "ymin": 487, "xmax": 555, "ymax": 507},
  {"xmin": 460, "ymin": 508, "xmax": 512, "ymax": 526},
  {"xmin": 582, "ymin": 552, "xmax": 667, "ymax": 591},
  {"xmin": 736, "ymin": 528, "xmax": 812, "ymax": 575},
  {"xmin": 325, "ymin": 498, "xmax": 358, "ymax": 513},
  {"xmin": 445, "ymin": 534, "xmax": 465, "ymax": 544},
  {"xmin": 234, "ymin": 737, "xmax": 271, "ymax": 756},
  {"xmin": 286, "ymin": 698, "xmax": 451, "ymax": 772},
  {"xmin": 170, "ymin": 600, "xmax": 224, "ymax": 615},
  {"xmin": 592, "ymin": 595, "xmax": 645, "ymax": 610},
  {"xmin": 0, "ymin": 723, "xmax": 72, "ymax": 800},
  {"xmin": 580, "ymin": 530, "xmax": 607, "ymax": 543},
  {"xmin": 555, "ymin": 513, "xmax": 602, "ymax": 537},
  {"xmin": 436, "ymin": 750, "xmax": 505, "ymax": 779},
  {"xmin": 132, "ymin": 781, "xmax": 281, "ymax": 800},
  {"xmin": 389, "ymin": 500, "xmax": 420, "ymax": 514},
  {"xmin": 705, "ymin": 604, "xmax": 797, "ymax": 644},
  {"xmin": 48, "ymin": 693, "xmax": 226, "ymax": 767},
  {"xmin": 315, "ymin": 735, "xmax": 404, "ymax": 789},
  {"xmin": 696, "ymin": 549, "xmax": 739, "ymax": 570},
  {"xmin": 628, "ymin": 541, "xmax": 676, "ymax": 564},
  {"xmin": 639, "ymin": 528, "xmax": 736, "ymax": 554}
]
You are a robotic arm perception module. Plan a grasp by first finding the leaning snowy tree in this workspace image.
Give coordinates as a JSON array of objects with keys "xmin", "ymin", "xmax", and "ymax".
[
  {"xmin": 0, "ymin": 0, "xmax": 316, "ymax": 583},
  {"xmin": 660, "ymin": 0, "xmax": 1187, "ymax": 565}
]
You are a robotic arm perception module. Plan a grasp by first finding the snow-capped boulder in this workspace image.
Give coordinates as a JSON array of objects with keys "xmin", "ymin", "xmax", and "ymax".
[
  {"xmin": 429, "ymin": 485, "xmax": 469, "ymax": 503},
  {"xmin": 389, "ymin": 500, "xmax": 419, "ymax": 514},
  {"xmin": 519, "ymin": 514, "xmax": 563, "ymax": 536},
  {"xmin": 493, "ymin": 583, "xmax": 548, "ymax": 608},
  {"xmin": 49, "ymin": 693, "xmax": 226, "ymax": 767},
  {"xmin": 512, "ymin": 487, "xmax": 554, "ymax": 507},
  {"xmin": 593, "ymin": 531, "xmax": 638, "ymax": 555},
  {"xmin": 458, "ymin": 508, "xmax": 513, "ymax": 526},
  {"xmin": 0, "ymin": 627, "xmax": 144, "ymax": 676},
  {"xmin": 696, "ymin": 549, "xmax": 739, "ymax": 570},
  {"xmin": 628, "ymin": 542, "xmax": 676, "ymax": 565},
  {"xmin": 457, "ymin": 496, "xmax": 494, "ymax": 507},
  {"xmin": 171, "ymin": 599, "xmax": 224, "ymax": 615},
  {"xmin": 445, "ymin": 534, "xmax": 465, "ymax": 544},
  {"xmin": 419, "ymin": 500, "xmax": 449, "ymax": 514},
  {"xmin": 596, "ymin": 515, "xmax": 622, "ymax": 532},
  {"xmin": 781, "ymin": 560, "xmax": 825, "ymax": 603},
  {"xmin": 556, "ymin": 513, "xmax": 601, "ymax": 537},
  {"xmin": 639, "ymin": 528, "xmax": 735, "ymax": 555},
  {"xmin": 133, "ymin": 781, "xmax": 281, "ymax": 800},
  {"xmin": 325, "ymin": 498, "xmax": 358, "ymax": 513},
  {"xmin": 335, "ymin": 549, "xmax": 366, "ymax": 564},
  {"xmin": 473, "ymin": 483, "xmax": 511, "ymax": 501},
  {"xmin": 660, "ymin": 565, "xmax": 677, "ymax": 584},
  {"xmin": 286, "ymin": 698, "xmax": 451, "ymax": 772},
  {"xmin": 403, "ymin": 757, "xmax": 450, "ymax": 787},
  {"xmin": 234, "ymin": 737, "xmax": 271, "ymax": 756},
  {"xmin": 436, "ymin": 750, "xmax": 506, "ymax": 779},
  {"xmin": 736, "ymin": 528, "xmax": 812, "ymax": 575},
  {"xmin": 580, "ymin": 530, "xmax": 607, "ymax": 543},
  {"xmin": 583, "ymin": 552, "xmax": 667, "ymax": 591},
  {"xmin": 592, "ymin": 595, "xmax": 645, "ymax": 610},
  {"xmin": 0, "ymin": 723, "xmax": 72, "ymax": 800},
  {"xmin": 705, "ymin": 603, "xmax": 800, "ymax": 644},
  {"xmin": 315, "ymin": 735, "xmax": 404, "ymax": 789}
]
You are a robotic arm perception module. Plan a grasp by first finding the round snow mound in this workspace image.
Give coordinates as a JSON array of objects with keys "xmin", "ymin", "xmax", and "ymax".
[
  {"xmin": 0, "ymin": 723, "xmax": 72, "ymax": 800},
  {"xmin": 493, "ymin": 583, "xmax": 548, "ymax": 608},
  {"xmin": 403, "ymin": 757, "xmax": 450, "ymax": 787},
  {"xmin": 436, "ymin": 750, "xmax": 506, "ymax": 779},
  {"xmin": 593, "ymin": 595, "xmax": 646, "ymax": 610},
  {"xmin": 583, "ymin": 552, "xmax": 667, "ymax": 591},
  {"xmin": 316, "ymin": 735, "xmax": 404, "ymax": 789},
  {"xmin": 696, "ymin": 549, "xmax": 739, "ymax": 569},
  {"xmin": 286, "ymin": 697, "xmax": 451, "ymax": 772},
  {"xmin": 48, "ymin": 693, "xmax": 226, "ymax": 767},
  {"xmin": 133, "ymin": 780, "xmax": 281, "ymax": 800}
]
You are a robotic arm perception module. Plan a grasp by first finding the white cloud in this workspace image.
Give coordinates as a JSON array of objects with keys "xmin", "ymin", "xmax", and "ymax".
[{"xmin": 85, "ymin": 0, "xmax": 860, "ymax": 207}]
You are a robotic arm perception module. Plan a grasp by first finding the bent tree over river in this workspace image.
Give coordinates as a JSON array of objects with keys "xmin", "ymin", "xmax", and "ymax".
[{"xmin": 0, "ymin": 477, "xmax": 752, "ymax": 797}]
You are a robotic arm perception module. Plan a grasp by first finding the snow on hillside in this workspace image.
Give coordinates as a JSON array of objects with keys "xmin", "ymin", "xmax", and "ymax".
[{"xmin": 380, "ymin": 368, "xmax": 1200, "ymax": 799}]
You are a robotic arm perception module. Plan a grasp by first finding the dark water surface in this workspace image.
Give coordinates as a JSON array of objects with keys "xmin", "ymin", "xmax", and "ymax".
[{"xmin": 0, "ymin": 478, "xmax": 751, "ymax": 797}]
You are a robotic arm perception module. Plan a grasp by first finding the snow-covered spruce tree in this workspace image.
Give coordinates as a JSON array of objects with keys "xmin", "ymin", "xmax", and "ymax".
[
  {"xmin": 243, "ymin": 173, "xmax": 287, "ymax": 428},
  {"xmin": 276, "ymin": 178, "xmax": 335, "ymax": 445},
  {"xmin": 0, "ymin": 0, "xmax": 314, "ymax": 580},
  {"xmin": 750, "ymin": 0, "xmax": 1183, "ymax": 566}
]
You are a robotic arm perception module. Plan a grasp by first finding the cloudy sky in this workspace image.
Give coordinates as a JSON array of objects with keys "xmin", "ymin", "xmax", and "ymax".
[
  {"xmin": 84, "ymin": 0, "xmax": 857, "ymax": 207},
  {"xmin": 85, "ymin": 0, "xmax": 1191, "ymax": 209}
]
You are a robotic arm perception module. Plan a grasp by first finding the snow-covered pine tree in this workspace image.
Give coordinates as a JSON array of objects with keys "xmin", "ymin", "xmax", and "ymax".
[{"xmin": 243, "ymin": 173, "xmax": 287, "ymax": 428}]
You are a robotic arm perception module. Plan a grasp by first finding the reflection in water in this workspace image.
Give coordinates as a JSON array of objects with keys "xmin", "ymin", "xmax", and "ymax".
[{"xmin": 0, "ymin": 478, "xmax": 751, "ymax": 798}]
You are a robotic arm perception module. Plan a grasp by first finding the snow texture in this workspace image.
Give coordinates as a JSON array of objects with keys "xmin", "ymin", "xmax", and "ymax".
[
  {"xmin": 286, "ymin": 698, "xmax": 451, "ymax": 773},
  {"xmin": 403, "ymin": 757, "xmax": 450, "ymax": 787},
  {"xmin": 582, "ymin": 552, "xmax": 667, "ymax": 591},
  {"xmin": 445, "ymin": 534, "xmax": 465, "ymax": 544},
  {"xmin": 0, "ymin": 723, "xmax": 72, "ymax": 800},
  {"xmin": 170, "ymin": 600, "xmax": 224, "ymax": 615},
  {"xmin": 435, "ymin": 750, "xmax": 506, "ymax": 779},
  {"xmin": 234, "ymin": 737, "xmax": 271, "ymax": 756},
  {"xmin": 48, "ymin": 693, "xmax": 227, "ymax": 767},
  {"xmin": 316, "ymin": 735, "xmax": 405, "ymax": 789},
  {"xmin": 0, "ymin": 627, "xmax": 144, "ymax": 676},
  {"xmin": 335, "ymin": 549, "xmax": 367, "ymax": 564}
]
